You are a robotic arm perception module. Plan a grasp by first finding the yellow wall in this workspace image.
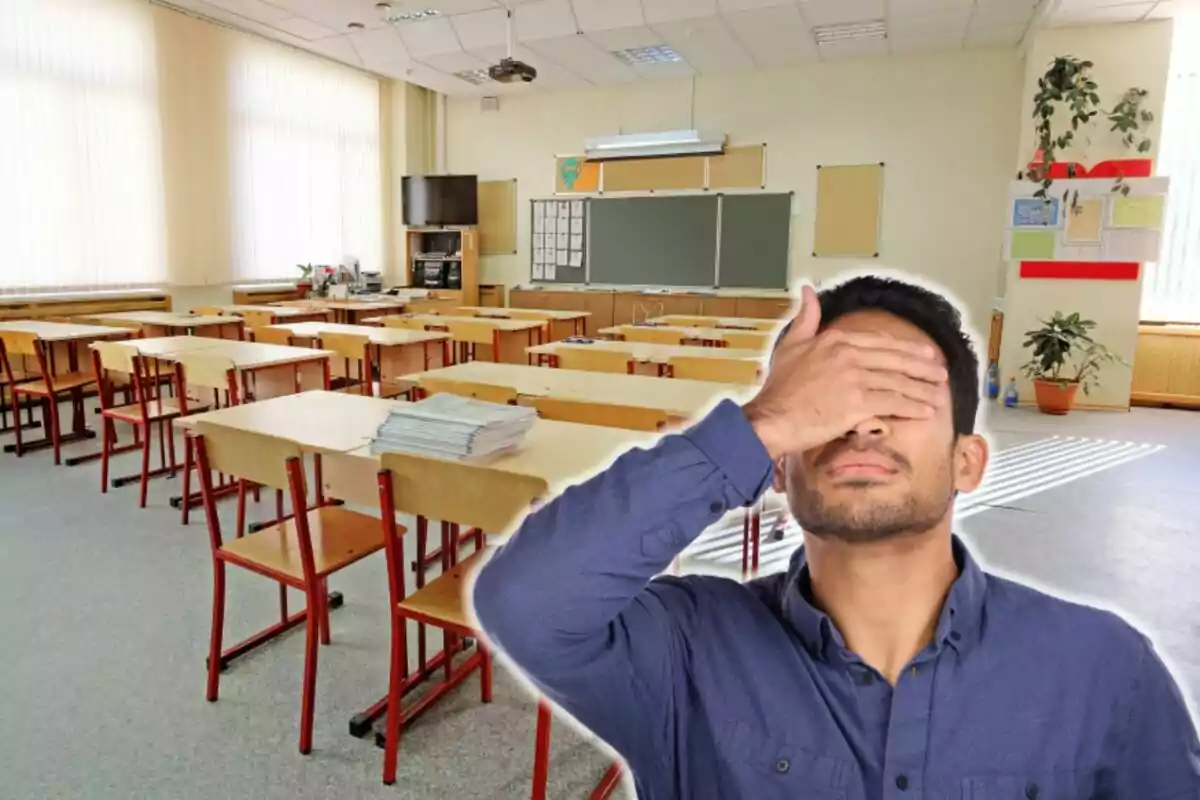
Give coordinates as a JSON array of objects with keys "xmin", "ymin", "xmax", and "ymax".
[
  {"xmin": 445, "ymin": 49, "xmax": 1025, "ymax": 331},
  {"xmin": 999, "ymin": 21, "xmax": 1173, "ymax": 410}
]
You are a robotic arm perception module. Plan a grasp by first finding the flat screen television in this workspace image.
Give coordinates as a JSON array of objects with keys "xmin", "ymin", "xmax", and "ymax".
[{"xmin": 402, "ymin": 175, "xmax": 479, "ymax": 226}]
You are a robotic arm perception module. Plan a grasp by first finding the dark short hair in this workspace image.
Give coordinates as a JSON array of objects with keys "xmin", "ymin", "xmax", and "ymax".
[{"xmin": 775, "ymin": 276, "xmax": 981, "ymax": 436}]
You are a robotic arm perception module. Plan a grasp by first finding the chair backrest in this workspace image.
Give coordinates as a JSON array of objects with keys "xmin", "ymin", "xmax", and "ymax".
[
  {"xmin": 91, "ymin": 340, "xmax": 148, "ymax": 410},
  {"xmin": 251, "ymin": 326, "xmax": 294, "ymax": 347},
  {"xmin": 532, "ymin": 397, "xmax": 668, "ymax": 432},
  {"xmin": 382, "ymin": 316, "xmax": 428, "ymax": 331},
  {"xmin": 193, "ymin": 422, "xmax": 301, "ymax": 493},
  {"xmin": 668, "ymin": 355, "xmax": 761, "ymax": 385},
  {"xmin": 719, "ymin": 330, "xmax": 771, "ymax": 351},
  {"xmin": 92, "ymin": 339, "xmax": 139, "ymax": 375},
  {"xmin": 0, "ymin": 331, "xmax": 45, "ymax": 383},
  {"xmin": 174, "ymin": 352, "xmax": 237, "ymax": 392},
  {"xmin": 663, "ymin": 316, "xmax": 710, "ymax": 328},
  {"xmin": 88, "ymin": 319, "xmax": 144, "ymax": 333},
  {"xmin": 555, "ymin": 348, "xmax": 633, "ymax": 375},
  {"xmin": 0, "ymin": 330, "xmax": 39, "ymax": 357},
  {"xmin": 318, "ymin": 331, "xmax": 371, "ymax": 362},
  {"xmin": 502, "ymin": 309, "xmax": 551, "ymax": 322},
  {"xmin": 446, "ymin": 319, "xmax": 498, "ymax": 346},
  {"xmin": 622, "ymin": 327, "xmax": 686, "ymax": 346},
  {"xmin": 380, "ymin": 452, "xmax": 548, "ymax": 533},
  {"xmin": 239, "ymin": 310, "xmax": 275, "ymax": 329},
  {"xmin": 191, "ymin": 306, "xmax": 223, "ymax": 316},
  {"xmin": 420, "ymin": 378, "xmax": 517, "ymax": 405}
]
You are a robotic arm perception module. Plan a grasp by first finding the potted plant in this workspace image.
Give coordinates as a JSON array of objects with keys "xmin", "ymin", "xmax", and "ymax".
[
  {"xmin": 1020, "ymin": 311, "xmax": 1128, "ymax": 415},
  {"xmin": 1024, "ymin": 56, "xmax": 1154, "ymax": 208},
  {"xmin": 296, "ymin": 263, "xmax": 314, "ymax": 297}
]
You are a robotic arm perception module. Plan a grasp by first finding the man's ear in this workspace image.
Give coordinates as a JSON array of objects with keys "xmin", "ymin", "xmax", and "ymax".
[
  {"xmin": 772, "ymin": 457, "xmax": 787, "ymax": 494},
  {"xmin": 953, "ymin": 434, "xmax": 989, "ymax": 494}
]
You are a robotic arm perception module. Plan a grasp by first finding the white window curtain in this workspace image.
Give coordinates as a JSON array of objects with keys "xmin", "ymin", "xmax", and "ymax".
[
  {"xmin": 0, "ymin": 0, "xmax": 167, "ymax": 295},
  {"xmin": 1144, "ymin": 14, "xmax": 1200, "ymax": 323},
  {"xmin": 229, "ymin": 38, "xmax": 383, "ymax": 283}
]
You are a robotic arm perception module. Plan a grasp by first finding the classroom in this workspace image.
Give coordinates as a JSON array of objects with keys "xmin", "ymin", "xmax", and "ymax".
[{"xmin": 1, "ymin": 0, "xmax": 1198, "ymax": 797}]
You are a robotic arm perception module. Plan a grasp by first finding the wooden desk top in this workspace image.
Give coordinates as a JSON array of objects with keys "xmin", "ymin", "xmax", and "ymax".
[
  {"xmin": 526, "ymin": 340, "xmax": 764, "ymax": 365},
  {"xmin": 407, "ymin": 361, "xmax": 748, "ymax": 416},
  {"xmin": 457, "ymin": 307, "xmax": 591, "ymax": 321},
  {"xmin": 189, "ymin": 340, "xmax": 333, "ymax": 369},
  {"xmin": 653, "ymin": 315, "xmax": 782, "ymax": 331},
  {"xmin": 598, "ymin": 324, "xmax": 733, "ymax": 341},
  {"xmin": 273, "ymin": 298, "xmax": 407, "ymax": 312},
  {"xmin": 268, "ymin": 321, "xmax": 449, "ymax": 346},
  {"xmin": 94, "ymin": 336, "xmax": 229, "ymax": 358},
  {"xmin": 0, "ymin": 320, "xmax": 135, "ymax": 342},
  {"xmin": 80, "ymin": 311, "xmax": 232, "ymax": 328},
  {"xmin": 368, "ymin": 314, "xmax": 547, "ymax": 333},
  {"xmin": 218, "ymin": 305, "xmax": 320, "ymax": 318}
]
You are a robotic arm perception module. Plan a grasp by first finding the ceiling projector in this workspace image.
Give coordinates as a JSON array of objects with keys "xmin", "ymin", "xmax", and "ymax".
[{"xmin": 489, "ymin": 58, "xmax": 537, "ymax": 84}]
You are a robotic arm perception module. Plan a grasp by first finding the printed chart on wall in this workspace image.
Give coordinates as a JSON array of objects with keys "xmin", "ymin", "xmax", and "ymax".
[
  {"xmin": 531, "ymin": 198, "xmax": 587, "ymax": 283},
  {"xmin": 1004, "ymin": 177, "xmax": 1170, "ymax": 280}
]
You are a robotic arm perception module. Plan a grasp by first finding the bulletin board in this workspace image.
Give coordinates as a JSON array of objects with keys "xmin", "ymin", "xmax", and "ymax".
[
  {"xmin": 555, "ymin": 157, "xmax": 600, "ymax": 194},
  {"xmin": 478, "ymin": 179, "xmax": 517, "ymax": 255},
  {"xmin": 708, "ymin": 145, "xmax": 766, "ymax": 189},
  {"xmin": 530, "ymin": 198, "xmax": 588, "ymax": 284},
  {"xmin": 813, "ymin": 163, "xmax": 885, "ymax": 258},
  {"xmin": 602, "ymin": 156, "xmax": 707, "ymax": 193}
]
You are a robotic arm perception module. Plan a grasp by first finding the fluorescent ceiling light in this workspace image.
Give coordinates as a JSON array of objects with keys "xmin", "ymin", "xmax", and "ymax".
[
  {"xmin": 584, "ymin": 130, "xmax": 726, "ymax": 160},
  {"xmin": 454, "ymin": 69, "xmax": 493, "ymax": 85},
  {"xmin": 812, "ymin": 19, "xmax": 888, "ymax": 44},
  {"xmin": 384, "ymin": 8, "xmax": 440, "ymax": 23},
  {"xmin": 611, "ymin": 45, "xmax": 683, "ymax": 65}
]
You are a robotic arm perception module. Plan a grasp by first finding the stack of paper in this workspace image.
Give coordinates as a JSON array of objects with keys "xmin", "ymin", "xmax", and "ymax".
[{"xmin": 370, "ymin": 393, "xmax": 536, "ymax": 459}]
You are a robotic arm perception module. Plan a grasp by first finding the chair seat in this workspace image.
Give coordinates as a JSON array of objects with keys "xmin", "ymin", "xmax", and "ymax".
[
  {"xmin": 220, "ymin": 505, "xmax": 387, "ymax": 582},
  {"xmin": 17, "ymin": 372, "xmax": 95, "ymax": 396},
  {"xmin": 103, "ymin": 399, "xmax": 184, "ymax": 424},
  {"xmin": 397, "ymin": 549, "xmax": 490, "ymax": 630},
  {"xmin": 0, "ymin": 369, "xmax": 33, "ymax": 386},
  {"xmin": 378, "ymin": 379, "xmax": 415, "ymax": 399}
]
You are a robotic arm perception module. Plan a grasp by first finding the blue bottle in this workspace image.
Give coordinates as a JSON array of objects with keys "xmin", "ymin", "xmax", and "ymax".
[
  {"xmin": 1003, "ymin": 377, "xmax": 1019, "ymax": 408},
  {"xmin": 986, "ymin": 362, "xmax": 1000, "ymax": 399}
]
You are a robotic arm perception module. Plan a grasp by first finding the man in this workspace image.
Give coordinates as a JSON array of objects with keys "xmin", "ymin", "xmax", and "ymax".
[{"xmin": 473, "ymin": 275, "xmax": 1200, "ymax": 799}]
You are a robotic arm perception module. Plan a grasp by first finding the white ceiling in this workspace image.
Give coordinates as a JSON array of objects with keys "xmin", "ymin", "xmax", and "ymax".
[{"xmin": 159, "ymin": 0, "xmax": 1196, "ymax": 96}]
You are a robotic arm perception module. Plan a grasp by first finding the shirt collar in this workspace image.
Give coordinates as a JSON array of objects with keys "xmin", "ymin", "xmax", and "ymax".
[{"xmin": 780, "ymin": 535, "xmax": 987, "ymax": 663}]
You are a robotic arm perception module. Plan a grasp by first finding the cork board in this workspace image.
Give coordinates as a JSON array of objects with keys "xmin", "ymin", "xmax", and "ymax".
[
  {"xmin": 603, "ymin": 156, "xmax": 706, "ymax": 193},
  {"xmin": 479, "ymin": 179, "xmax": 517, "ymax": 255},
  {"xmin": 813, "ymin": 163, "xmax": 884, "ymax": 258},
  {"xmin": 708, "ymin": 145, "xmax": 765, "ymax": 189},
  {"xmin": 555, "ymin": 157, "xmax": 600, "ymax": 193}
]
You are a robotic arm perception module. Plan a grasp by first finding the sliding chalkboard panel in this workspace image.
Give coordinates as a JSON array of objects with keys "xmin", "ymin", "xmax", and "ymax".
[
  {"xmin": 718, "ymin": 193, "xmax": 792, "ymax": 289},
  {"xmin": 588, "ymin": 196, "xmax": 719, "ymax": 287}
]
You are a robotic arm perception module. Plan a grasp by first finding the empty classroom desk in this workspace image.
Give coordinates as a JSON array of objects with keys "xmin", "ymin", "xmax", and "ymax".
[
  {"xmin": 272, "ymin": 298, "xmax": 408, "ymax": 324},
  {"xmin": 598, "ymin": 323, "xmax": 761, "ymax": 347},
  {"xmin": 77, "ymin": 311, "xmax": 243, "ymax": 339},
  {"xmin": 456, "ymin": 306, "xmax": 590, "ymax": 340},
  {"xmin": 527, "ymin": 339, "xmax": 764, "ymax": 371},
  {"xmin": 367, "ymin": 315, "xmax": 547, "ymax": 364},
  {"xmin": 267, "ymin": 321, "xmax": 452, "ymax": 377},
  {"xmin": 217, "ymin": 305, "xmax": 331, "ymax": 324}
]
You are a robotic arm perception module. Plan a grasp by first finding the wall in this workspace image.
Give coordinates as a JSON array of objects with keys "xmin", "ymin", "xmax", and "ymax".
[
  {"xmin": 383, "ymin": 80, "xmax": 437, "ymax": 284},
  {"xmin": 999, "ymin": 20, "xmax": 1173, "ymax": 409},
  {"xmin": 445, "ymin": 49, "xmax": 1024, "ymax": 332}
]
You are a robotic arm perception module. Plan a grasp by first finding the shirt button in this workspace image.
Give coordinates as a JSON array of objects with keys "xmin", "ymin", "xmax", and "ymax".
[
  {"xmin": 951, "ymin": 631, "xmax": 963, "ymax": 641},
  {"xmin": 895, "ymin": 774, "xmax": 909, "ymax": 791},
  {"xmin": 1025, "ymin": 783, "xmax": 1040, "ymax": 799},
  {"xmin": 709, "ymin": 501, "xmax": 724, "ymax": 514},
  {"xmin": 774, "ymin": 758, "xmax": 790, "ymax": 774}
]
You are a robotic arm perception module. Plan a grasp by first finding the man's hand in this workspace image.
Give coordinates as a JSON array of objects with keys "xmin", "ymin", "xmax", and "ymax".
[{"xmin": 743, "ymin": 285, "xmax": 949, "ymax": 461}]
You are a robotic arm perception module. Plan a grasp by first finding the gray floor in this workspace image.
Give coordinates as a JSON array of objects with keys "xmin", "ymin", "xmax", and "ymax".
[{"xmin": 1, "ymin": 400, "xmax": 1198, "ymax": 799}]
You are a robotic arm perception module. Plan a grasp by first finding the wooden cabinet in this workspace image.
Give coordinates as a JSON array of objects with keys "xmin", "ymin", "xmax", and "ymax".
[
  {"xmin": 233, "ymin": 285, "xmax": 301, "ymax": 305},
  {"xmin": 405, "ymin": 227, "xmax": 479, "ymax": 307},
  {"xmin": 1131, "ymin": 325, "xmax": 1200, "ymax": 409},
  {"xmin": 479, "ymin": 284, "xmax": 505, "ymax": 308}
]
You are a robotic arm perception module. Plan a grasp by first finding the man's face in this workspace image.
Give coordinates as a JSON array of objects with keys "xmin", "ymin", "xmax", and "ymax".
[{"xmin": 774, "ymin": 309, "xmax": 988, "ymax": 544}]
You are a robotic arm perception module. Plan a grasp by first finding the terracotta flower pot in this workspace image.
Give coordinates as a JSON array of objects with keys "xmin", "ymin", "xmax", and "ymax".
[{"xmin": 1032, "ymin": 378, "xmax": 1080, "ymax": 415}]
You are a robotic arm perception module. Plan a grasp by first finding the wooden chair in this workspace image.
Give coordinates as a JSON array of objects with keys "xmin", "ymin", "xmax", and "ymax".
[
  {"xmin": 240, "ymin": 310, "xmax": 276, "ymax": 329},
  {"xmin": 719, "ymin": 330, "xmax": 771, "ymax": 351},
  {"xmin": 622, "ymin": 327, "xmax": 686, "ymax": 346},
  {"xmin": 554, "ymin": 348, "xmax": 633, "ymax": 375},
  {"xmin": 375, "ymin": 452, "xmax": 547, "ymax": 785},
  {"xmin": 318, "ymin": 331, "xmax": 373, "ymax": 396},
  {"xmin": 532, "ymin": 397, "xmax": 668, "ymax": 432},
  {"xmin": 0, "ymin": 330, "xmax": 97, "ymax": 464},
  {"xmin": 191, "ymin": 306, "xmax": 223, "ymax": 316},
  {"xmin": 419, "ymin": 378, "xmax": 517, "ymax": 405},
  {"xmin": 175, "ymin": 353, "xmax": 239, "ymax": 526},
  {"xmin": 0, "ymin": 337, "xmax": 37, "ymax": 435},
  {"xmin": 382, "ymin": 316, "xmax": 429, "ymax": 331},
  {"xmin": 667, "ymin": 355, "xmax": 761, "ymax": 385},
  {"xmin": 251, "ymin": 326, "xmax": 295, "ymax": 347},
  {"xmin": 446, "ymin": 319, "xmax": 501, "ymax": 362},
  {"xmin": 193, "ymin": 423, "xmax": 389, "ymax": 755},
  {"xmin": 91, "ymin": 340, "xmax": 182, "ymax": 507}
]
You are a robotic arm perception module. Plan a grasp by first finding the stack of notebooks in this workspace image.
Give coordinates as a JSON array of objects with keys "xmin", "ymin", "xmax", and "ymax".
[{"xmin": 370, "ymin": 393, "xmax": 537, "ymax": 459}]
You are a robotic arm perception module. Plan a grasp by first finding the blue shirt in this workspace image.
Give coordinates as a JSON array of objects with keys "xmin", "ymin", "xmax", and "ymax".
[{"xmin": 473, "ymin": 400, "xmax": 1200, "ymax": 800}]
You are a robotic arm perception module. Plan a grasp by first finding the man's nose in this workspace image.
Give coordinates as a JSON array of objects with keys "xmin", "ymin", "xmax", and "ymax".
[{"xmin": 848, "ymin": 416, "xmax": 890, "ymax": 440}]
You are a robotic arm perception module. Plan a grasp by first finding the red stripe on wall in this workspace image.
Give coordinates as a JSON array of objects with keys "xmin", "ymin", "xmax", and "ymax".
[{"xmin": 1019, "ymin": 261, "xmax": 1141, "ymax": 281}]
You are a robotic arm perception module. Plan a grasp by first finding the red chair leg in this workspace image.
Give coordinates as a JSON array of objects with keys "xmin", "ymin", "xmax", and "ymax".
[
  {"xmin": 480, "ymin": 643, "xmax": 493, "ymax": 703},
  {"xmin": 532, "ymin": 701, "xmax": 553, "ymax": 800},
  {"xmin": 100, "ymin": 418, "xmax": 112, "ymax": 494},
  {"xmin": 382, "ymin": 613, "xmax": 407, "ymax": 785},
  {"xmin": 236, "ymin": 480, "xmax": 247, "ymax": 539},
  {"xmin": 298, "ymin": 592, "xmax": 320, "ymax": 755},
  {"xmin": 318, "ymin": 579, "xmax": 331, "ymax": 646},
  {"xmin": 48, "ymin": 398, "xmax": 62, "ymax": 465},
  {"xmin": 139, "ymin": 424, "xmax": 151, "ymax": 508},
  {"xmin": 206, "ymin": 560, "xmax": 226, "ymax": 701},
  {"xmin": 181, "ymin": 435, "xmax": 193, "ymax": 525},
  {"xmin": 166, "ymin": 419, "xmax": 177, "ymax": 472}
]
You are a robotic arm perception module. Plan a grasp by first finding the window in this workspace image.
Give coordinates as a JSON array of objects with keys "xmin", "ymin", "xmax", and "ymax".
[
  {"xmin": 1144, "ymin": 14, "xmax": 1200, "ymax": 323},
  {"xmin": 0, "ymin": 0, "xmax": 166, "ymax": 294},
  {"xmin": 229, "ymin": 37, "xmax": 383, "ymax": 283}
]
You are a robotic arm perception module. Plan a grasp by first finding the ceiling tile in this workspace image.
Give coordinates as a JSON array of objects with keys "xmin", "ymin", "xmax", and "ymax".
[
  {"xmin": 724, "ymin": 4, "xmax": 817, "ymax": 66},
  {"xmin": 717, "ymin": 0, "xmax": 794, "ymax": 10},
  {"xmin": 798, "ymin": 0, "xmax": 886, "ymax": 27},
  {"xmin": 1049, "ymin": 2, "xmax": 1156, "ymax": 25},
  {"xmin": 402, "ymin": 61, "xmax": 486, "ymax": 94},
  {"xmin": 971, "ymin": 0, "xmax": 1041, "ymax": 24},
  {"xmin": 203, "ymin": 0, "xmax": 292, "ymax": 23},
  {"xmin": 273, "ymin": 0, "xmax": 389, "ymax": 30},
  {"xmin": 643, "ymin": 0, "xmax": 718, "ymax": 25},
  {"xmin": 817, "ymin": 37, "xmax": 889, "ymax": 59},
  {"xmin": 887, "ymin": 8, "xmax": 971, "ymax": 34},
  {"xmin": 420, "ymin": 50, "xmax": 490, "ymax": 72},
  {"xmin": 268, "ymin": 16, "xmax": 337, "ymax": 39},
  {"xmin": 419, "ymin": 0, "xmax": 502, "ymax": 14},
  {"xmin": 965, "ymin": 23, "xmax": 1027, "ymax": 45},
  {"xmin": 515, "ymin": 0, "xmax": 578, "ymax": 40},
  {"xmin": 451, "ymin": 7, "xmax": 509, "ymax": 50},
  {"xmin": 652, "ymin": 15, "xmax": 755, "ymax": 72},
  {"xmin": 571, "ymin": 0, "xmax": 646, "ymax": 33},
  {"xmin": 524, "ymin": 34, "xmax": 641, "ymax": 83},
  {"xmin": 585, "ymin": 24, "xmax": 665, "ymax": 51},
  {"xmin": 396, "ymin": 16, "xmax": 464, "ymax": 57},
  {"xmin": 348, "ymin": 26, "xmax": 410, "ymax": 63},
  {"xmin": 887, "ymin": 0, "xmax": 972, "ymax": 13},
  {"xmin": 300, "ymin": 34, "xmax": 366, "ymax": 67},
  {"xmin": 889, "ymin": 30, "xmax": 964, "ymax": 54},
  {"xmin": 630, "ymin": 59, "xmax": 697, "ymax": 78}
]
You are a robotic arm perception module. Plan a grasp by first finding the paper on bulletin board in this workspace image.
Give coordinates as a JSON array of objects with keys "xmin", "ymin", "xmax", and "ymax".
[
  {"xmin": 1111, "ymin": 196, "xmax": 1165, "ymax": 228},
  {"xmin": 1104, "ymin": 228, "xmax": 1161, "ymax": 262},
  {"xmin": 570, "ymin": 234, "xmax": 583, "ymax": 251},
  {"xmin": 558, "ymin": 201, "xmax": 571, "ymax": 220},
  {"xmin": 571, "ymin": 200, "xmax": 584, "ymax": 217},
  {"xmin": 534, "ymin": 247, "xmax": 544, "ymax": 264},
  {"xmin": 569, "ymin": 252, "xmax": 583, "ymax": 267},
  {"xmin": 533, "ymin": 216, "xmax": 544, "ymax": 234},
  {"xmin": 545, "ymin": 216, "xmax": 557, "ymax": 235},
  {"xmin": 557, "ymin": 232, "xmax": 569, "ymax": 249},
  {"xmin": 556, "ymin": 250, "xmax": 568, "ymax": 266},
  {"xmin": 570, "ymin": 218, "xmax": 584, "ymax": 234},
  {"xmin": 1012, "ymin": 197, "xmax": 1060, "ymax": 228},
  {"xmin": 546, "ymin": 263, "xmax": 556, "ymax": 280},
  {"xmin": 1008, "ymin": 230, "xmax": 1057, "ymax": 260},
  {"xmin": 1064, "ymin": 199, "xmax": 1104, "ymax": 243},
  {"xmin": 533, "ymin": 262, "xmax": 545, "ymax": 280}
]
